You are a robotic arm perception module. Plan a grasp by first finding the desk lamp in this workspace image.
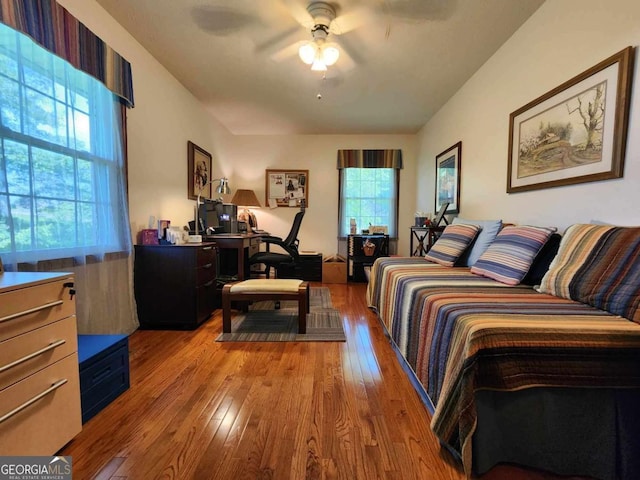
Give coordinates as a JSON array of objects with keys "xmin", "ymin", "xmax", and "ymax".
[
  {"xmin": 231, "ymin": 189, "xmax": 261, "ymax": 232},
  {"xmin": 190, "ymin": 178, "xmax": 231, "ymax": 243}
]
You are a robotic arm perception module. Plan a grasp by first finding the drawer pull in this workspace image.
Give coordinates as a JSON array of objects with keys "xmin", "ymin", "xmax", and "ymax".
[
  {"xmin": 203, "ymin": 280, "xmax": 214, "ymax": 288},
  {"xmin": 0, "ymin": 379, "xmax": 67, "ymax": 424},
  {"xmin": 203, "ymin": 263, "xmax": 213, "ymax": 269},
  {"xmin": 0, "ymin": 300, "xmax": 64, "ymax": 324},
  {"xmin": 0, "ymin": 339, "xmax": 67, "ymax": 373},
  {"xmin": 202, "ymin": 246, "xmax": 213, "ymax": 251}
]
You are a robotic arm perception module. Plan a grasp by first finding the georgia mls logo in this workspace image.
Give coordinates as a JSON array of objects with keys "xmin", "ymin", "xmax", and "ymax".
[
  {"xmin": 49, "ymin": 456, "xmax": 71, "ymax": 474},
  {"xmin": 0, "ymin": 456, "xmax": 72, "ymax": 480}
]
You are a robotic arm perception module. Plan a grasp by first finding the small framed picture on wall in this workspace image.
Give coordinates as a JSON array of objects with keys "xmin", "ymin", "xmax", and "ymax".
[
  {"xmin": 187, "ymin": 141, "xmax": 213, "ymax": 200},
  {"xmin": 435, "ymin": 141, "xmax": 461, "ymax": 214}
]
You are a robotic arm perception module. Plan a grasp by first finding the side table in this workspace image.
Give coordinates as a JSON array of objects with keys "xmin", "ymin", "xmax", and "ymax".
[{"xmin": 410, "ymin": 226, "xmax": 445, "ymax": 256}]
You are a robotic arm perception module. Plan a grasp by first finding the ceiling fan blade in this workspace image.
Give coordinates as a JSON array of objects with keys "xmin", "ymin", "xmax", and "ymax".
[
  {"xmin": 270, "ymin": 41, "xmax": 305, "ymax": 62},
  {"xmin": 329, "ymin": 6, "xmax": 375, "ymax": 35},
  {"xmin": 254, "ymin": 25, "xmax": 303, "ymax": 55},
  {"xmin": 280, "ymin": 0, "xmax": 314, "ymax": 29}
]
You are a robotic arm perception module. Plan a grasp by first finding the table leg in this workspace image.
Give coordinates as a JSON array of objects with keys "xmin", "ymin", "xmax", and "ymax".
[
  {"xmin": 222, "ymin": 284, "xmax": 232, "ymax": 333},
  {"xmin": 298, "ymin": 282, "xmax": 309, "ymax": 334}
]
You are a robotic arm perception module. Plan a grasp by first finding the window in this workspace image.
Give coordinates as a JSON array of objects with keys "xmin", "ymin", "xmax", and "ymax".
[
  {"xmin": 339, "ymin": 167, "xmax": 399, "ymax": 237},
  {"xmin": 0, "ymin": 23, "xmax": 129, "ymax": 266}
]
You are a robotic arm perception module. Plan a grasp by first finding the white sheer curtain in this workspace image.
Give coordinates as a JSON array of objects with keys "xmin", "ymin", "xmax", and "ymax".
[{"xmin": 0, "ymin": 23, "xmax": 138, "ymax": 334}]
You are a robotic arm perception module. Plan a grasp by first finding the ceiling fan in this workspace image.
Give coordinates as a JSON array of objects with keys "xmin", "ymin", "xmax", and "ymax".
[
  {"xmin": 297, "ymin": 2, "xmax": 341, "ymax": 71},
  {"xmin": 267, "ymin": 0, "xmax": 447, "ymax": 71},
  {"xmin": 264, "ymin": 0, "xmax": 370, "ymax": 72}
]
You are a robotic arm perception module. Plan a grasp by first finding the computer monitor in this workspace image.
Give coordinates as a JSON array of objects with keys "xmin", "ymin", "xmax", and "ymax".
[
  {"xmin": 195, "ymin": 200, "xmax": 238, "ymax": 234},
  {"xmin": 198, "ymin": 199, "xmax": 220, "ymax": 232},
  {"xmin": 215, "ymin": 203, "xmax": 238, "ymax": 233}
]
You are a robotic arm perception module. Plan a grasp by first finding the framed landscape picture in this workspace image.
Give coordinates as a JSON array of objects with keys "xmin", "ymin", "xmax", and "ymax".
[
  {"xmin": 435, "ymin": 141, "xmax": 461, "ymax": 215},
  {"xmin": 507, "ymin": 46, "xmax": 634, "ymax": 193}
]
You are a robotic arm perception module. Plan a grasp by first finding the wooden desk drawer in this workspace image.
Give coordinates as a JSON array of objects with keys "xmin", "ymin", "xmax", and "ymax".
[
  {"xmin": 196, "ymin": 261, "xmax": 216, "ymax": 285},
  {"xmin": 0, "ymin": 278, "xmax": 75, "ymax": 341},
  {"xmin": 0, "ymin": 316, "xmax": 78, "ymax": 391},
  {"xmin": 196, "ymin": 280, "xmax": 216, "ymax": 324},
  {"xmin": 0, "ymin": 353, "xmax": 81, "ymax": 455},
  {"xmin": 196, "ymin": 244, "xmax": 217, "ymax": 267}
]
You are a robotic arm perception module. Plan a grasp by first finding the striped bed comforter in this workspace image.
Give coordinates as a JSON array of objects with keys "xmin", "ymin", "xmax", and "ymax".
[
  {"xmin": 366, "ymin": 257, "xmax": 640, "ymax": 475},
  {"xmin": 365, "ymin": 257, "xmax": 517, "ymax": 365}
]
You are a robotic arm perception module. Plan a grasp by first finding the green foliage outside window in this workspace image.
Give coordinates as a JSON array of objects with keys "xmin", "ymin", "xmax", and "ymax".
[
  {"xmin": 0, "ymin": 23, "xmax": 126, "ymax": 265},
  {"xmin": 340, "ymin": 168, "xmax": 397, "ymax": 237}
]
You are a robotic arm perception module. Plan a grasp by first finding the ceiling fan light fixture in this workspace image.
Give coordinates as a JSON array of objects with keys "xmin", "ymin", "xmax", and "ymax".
[
  {"xmin": 311, "ymin": 56, "xmax": 327, "ymax": 71},
  {"xmin": 321, "ymin": 43, "xmax": 339, "ymax": 66},
  {"xmin": 298, "ymin": 42, "xmax": 317, "ymax": 64}
]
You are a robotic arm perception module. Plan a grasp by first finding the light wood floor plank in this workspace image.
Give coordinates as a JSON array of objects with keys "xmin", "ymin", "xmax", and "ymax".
[{"xmin": 61, "ymin": 283, "xmax": 589, "ymax": 479}]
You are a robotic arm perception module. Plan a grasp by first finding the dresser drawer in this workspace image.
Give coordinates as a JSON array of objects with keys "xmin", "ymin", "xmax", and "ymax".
[
  {"xmin": 0, "ymin": 316, "xmax": 78, "ymax": 390},
  {"xmin": 196, "ymin": 244, "xmax": 217, "ymax": 267},
  {"xmin": 0, "ymin": 353, "xmax": 81, "ymax": 455},
  {"xmin": 196, "ymin": 280, "xmax": 216, "ymax": 325},
  {"xmin": 196, "ymin": 262, "xmax": 216, "ymax": 285},
  {"xmin": 0, "ymin": 277, "xmax": 75, "ymax": 341}
]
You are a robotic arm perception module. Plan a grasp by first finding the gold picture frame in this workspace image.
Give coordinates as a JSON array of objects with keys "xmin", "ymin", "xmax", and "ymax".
[
  {"xmin": 507, "ymin": 46, "xmax": 634, "ymax": 193},
  {"xmin": 187, "ymin": 141, "xmax": 213, "ymax": 200},
  {"xmin": 265, "ymin": 169, "xmax": 309, "ymax": 207}
]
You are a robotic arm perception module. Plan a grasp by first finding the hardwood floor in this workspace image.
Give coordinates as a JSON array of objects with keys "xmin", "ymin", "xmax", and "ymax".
[{"xmin": 61, "ymin": 283, "xmax": 588, "ymax": 479}]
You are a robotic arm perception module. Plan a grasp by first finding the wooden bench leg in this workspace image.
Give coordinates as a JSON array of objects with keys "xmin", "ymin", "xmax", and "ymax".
[
  {"xmin": 222, "ymin": 284, "xmax": 233, "ymax": 333},
  {"xmin": 297, "ymin": 282, "xmax": 309, "ymax": 334}
]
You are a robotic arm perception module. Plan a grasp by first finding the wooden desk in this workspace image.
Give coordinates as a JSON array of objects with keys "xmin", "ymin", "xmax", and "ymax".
[
  {"xmin": 207, "ymin": 233, "xmax": 262, "ymax": 281},
  {"xmin": 410, "ymin": 226, "xmax": 445, "ymax": 256}
]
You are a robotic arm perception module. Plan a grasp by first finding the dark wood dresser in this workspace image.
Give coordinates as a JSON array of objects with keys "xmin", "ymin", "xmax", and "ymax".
[{"xmin": 134, "ymin": 243, "xmax": 217, "ymax": 329}]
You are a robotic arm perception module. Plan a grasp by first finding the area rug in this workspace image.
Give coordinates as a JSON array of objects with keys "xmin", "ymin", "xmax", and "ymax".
[{"xmin": 215, "ymin": 287, "xmax": 345, "ymax": 342}]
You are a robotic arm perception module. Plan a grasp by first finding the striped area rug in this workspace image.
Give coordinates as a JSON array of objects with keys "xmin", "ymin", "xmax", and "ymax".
[{"xmin": 215, "ymin": 287, "xmax": 345, "ymax": 342}]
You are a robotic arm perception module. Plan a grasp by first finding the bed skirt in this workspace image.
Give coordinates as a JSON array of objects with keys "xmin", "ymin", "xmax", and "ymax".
[{"xmin": 384, "ymin": 324, "xmax": 640, "ymax": 479}]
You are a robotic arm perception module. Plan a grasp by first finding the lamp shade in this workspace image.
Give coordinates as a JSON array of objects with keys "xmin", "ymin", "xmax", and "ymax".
[
  {"xmin": 231, "ymin": 189, "xmax": 261, "ymax": 207},
  {"xmin": 216, "ymin": 178, "xmax": 231, "ymax": 194}
]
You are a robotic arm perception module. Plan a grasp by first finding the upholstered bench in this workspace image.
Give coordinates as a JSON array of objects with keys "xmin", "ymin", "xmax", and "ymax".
[{"xmin": 222, "ymin": 279, "xmax": 309, "ymax": 334}]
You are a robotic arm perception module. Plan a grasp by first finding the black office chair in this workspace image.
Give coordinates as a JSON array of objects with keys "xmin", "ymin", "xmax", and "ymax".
[{"xmin": 249, "ymin": 208, "xmax": 305, "ymax": 279}]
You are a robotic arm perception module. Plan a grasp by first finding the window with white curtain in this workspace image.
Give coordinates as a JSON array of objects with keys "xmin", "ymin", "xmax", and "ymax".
[
  {"xmin": 339, "ymin": 167, "xmax": 399, "ymax": 237},
  {"xmin": 0, "ymin": 22, "xmax": 130, "ymax": 267}
]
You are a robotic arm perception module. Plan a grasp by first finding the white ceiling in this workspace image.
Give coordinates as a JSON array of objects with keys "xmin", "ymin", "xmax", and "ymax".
[{"xmin": 95, "ymin": 0, "xmax": 545, "ymax": 135}]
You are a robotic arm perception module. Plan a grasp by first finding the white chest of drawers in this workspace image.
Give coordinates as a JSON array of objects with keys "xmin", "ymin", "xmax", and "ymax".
[{"xmin": 0, "ymin": 272, "xmax": 82, "ymax": 455}]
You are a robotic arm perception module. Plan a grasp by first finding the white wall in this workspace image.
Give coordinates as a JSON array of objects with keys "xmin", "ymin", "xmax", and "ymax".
[
  {"xmin": 58, "ymin": 0, "xmax": 417, "ymax": 258},
  {"xmin": 417, "ymin": 0, "xmax": 640, "ymax": 231},
  {"xmin": 218, "ymin": 135, "xmax": 417, "ymax": 255}
]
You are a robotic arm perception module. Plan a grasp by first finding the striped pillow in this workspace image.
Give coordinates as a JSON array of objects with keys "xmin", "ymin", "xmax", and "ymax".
[
  {"xmin": 537, "ymin": 224, "xmax": 640, "ymax": 323},
  {"xmin": 425, "ymin": 224, "xmax": 480, "ymax": 267},
  {"xmin": 470, "ymin": 225, "xmax": 556, "ymax": 285}
]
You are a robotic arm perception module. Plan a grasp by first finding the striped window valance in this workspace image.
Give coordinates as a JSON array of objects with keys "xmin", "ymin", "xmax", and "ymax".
[
  {"xmin": 337, "ymin": 149, "xmax": 403, "ymax": 169},
  {"xmin": 0, "ymin": 0, "xmax": 134, "ymax": 107}
]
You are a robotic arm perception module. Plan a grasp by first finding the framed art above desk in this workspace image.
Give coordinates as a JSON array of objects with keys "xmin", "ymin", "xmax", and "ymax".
[{"xmin": 266, "ymin": 169, "xmax": 309, "ymax": 207}]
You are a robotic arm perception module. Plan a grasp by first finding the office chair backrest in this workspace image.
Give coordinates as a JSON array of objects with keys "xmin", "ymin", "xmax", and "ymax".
[{"xmin": 283, "ymin": 210, "xmax": 305, "ymax": 251}]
